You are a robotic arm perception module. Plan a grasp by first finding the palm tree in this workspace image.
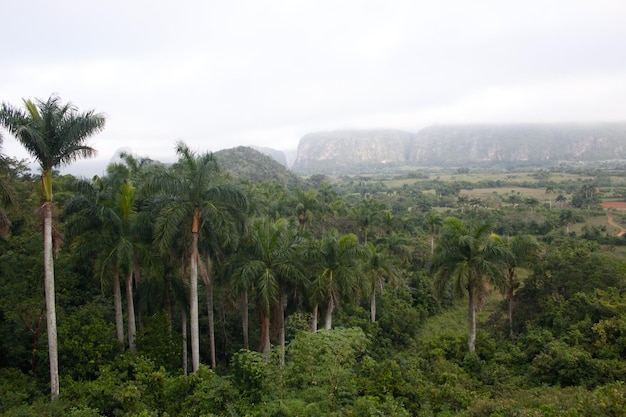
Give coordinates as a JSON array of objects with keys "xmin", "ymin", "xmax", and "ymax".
[
  {"xmin": 424, "ymin": 211, "xmax": 443, "ymax": 254},
  {"xmin": 364, "ymin": 242, "xmax": 398, "ymax": 322},
  {"xmin": 150, "ymin": 141, "xmax": 248, "ymax": 372},
  {"xmin": 501, "ymin": 235, "xmax": 540, "ymax": 339},
  {"xmin": 65, "ymin": 175, "xmax": 124, "ymax": 345},
  {"xmin": 559, "ymin": 209, "xmax": 575, "ymax": 234},
  {"xmin": 0, "ymin": 95, "xmax": 105, "ymax": 400},
  {"xmin": 294, "ymin": 189, "xmax": 321, "ymax": 233},
  {"xmin": 352, "ymin": 197, "xmax": 385, "ymax": 243},
  {"xmin": 309, "ymin": 230, "xmax": 369, "ymax": 330},
  {"xmin": 378, "ymin": 231, "xmax": 414, "ymax": 266},
  {"xmin": 65, "ymin": 174, "xmax": 146, "ymax": 353},
  {"xmin": 233, "ymin": 217, "xmax": 304, "ymax": 362},
  {"xmin": 430, "ymin": 217, "xmax": 508, "ymax": 352},
  {"xmin": 545, "ymin": 185, "xmax": 556, "ymax": 210},
  {"xmin": 457, "ymin": 195, "xmax": 469, "ymax": 214}
]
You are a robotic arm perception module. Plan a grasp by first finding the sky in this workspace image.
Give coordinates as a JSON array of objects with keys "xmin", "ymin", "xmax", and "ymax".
[{"xmin": 2, "ymin": 0, "xmax": 626, "ymax": 175}]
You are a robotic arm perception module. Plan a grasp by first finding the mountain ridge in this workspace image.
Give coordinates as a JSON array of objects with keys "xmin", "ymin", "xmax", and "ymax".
[{"xmin": 291, "ymin": 123, "xmax": 626, "ymax": 174}]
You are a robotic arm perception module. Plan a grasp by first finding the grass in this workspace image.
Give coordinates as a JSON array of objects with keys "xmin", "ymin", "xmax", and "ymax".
[
  {"xmin": 460, "ymin": 187, "xmax": 550, "ymax": 201},
  {"xmin": 416, "ymin": 291, "xmax": 505, "ymax": 341}
]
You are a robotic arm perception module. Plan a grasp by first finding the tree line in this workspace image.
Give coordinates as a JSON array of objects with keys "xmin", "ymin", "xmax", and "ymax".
[{"xmin": 2, "ymin": 95, "xmax": 626, "ymax": 416}]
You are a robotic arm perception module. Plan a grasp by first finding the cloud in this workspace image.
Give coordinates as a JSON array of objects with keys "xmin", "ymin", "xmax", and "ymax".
[{"xmin": 2, "ymin": 0, "xmax": 626, "ymax": 177}]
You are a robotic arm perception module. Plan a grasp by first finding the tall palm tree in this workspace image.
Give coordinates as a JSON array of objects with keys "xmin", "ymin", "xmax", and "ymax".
[
  {"xmin": 545, "ymin": 185, "xmax": 556, "ymax": 210},
  {"xmin": 233, "ymin": 217, "xmax": 304, "ymax": 363},
  {"xmin": 424, "ymin": 211, "xmax": 443, "ymax": 254},
  {"xmin": 150, "ymin": 141, "xmax": 248, "ymax": 372},
  {"xmin": 65, "ymin": 174, "xmax": 146, "ymax": 353},
  {"xmin": 430, "ymin": 217, "xmax": 508, "ymax": 352},
  {"xmin": 560, "ymin": 209, "xmax": 576, "ymax": 234},
  {"xmin": 352, "ymin": 197, "xmax": 385, "ymax": 243},
  {"xmin": 309, "ymin": 230, "xmax": 369, "ymax": 330},
  {"xmin": 65, "ymin": 175, "xmax": 125, "ymax": 345},
  {"xmin": 364, "ymin": 242, "xmax": 398, "ymax": 322},
  {"xmin": 501, "ymin": 235, "xmax": 540, "ymax": 339},
  {"xmin": 294, "ymin": 189, "xmax": 321, "ymax": 233},
  {"xmin": 0, "ymin": 95, "xmax": 105, "ymax": 400}
]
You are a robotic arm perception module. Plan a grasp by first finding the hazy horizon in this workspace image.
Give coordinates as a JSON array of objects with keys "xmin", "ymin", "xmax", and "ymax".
[{"xmin": 2, "ymin": 1, "xmax": 626, "ymax": 176}]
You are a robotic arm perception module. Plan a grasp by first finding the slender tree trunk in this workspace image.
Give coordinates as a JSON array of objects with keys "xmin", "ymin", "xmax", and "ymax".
[
  {"xmin": 241, "ymin": 291, "xmax": 249, "ymax": 350},
  {"xmin": 181, "ymin": 256, "xmax": 188, "ymax": 375},
  {"xmin": 324, "ymin": 297, "xmax": 335, "ymax": 330},
  {"xmin": 181, "ymin": 310, "xmax": 188, "ymax": 375},
  {"xmin": 508, "ymin": 286, "xmax": 515, "ymax": 340},
  {"xmin": 113, "ymin": 266, "xmax": 125, "ymax": 345},
  {"xmin": 199, "ymin": 254, "xmax": 216, "ymax": 369},
  {"xmin": 190, "ymin": 232, "xmax": 200, "ymax": 372},
  {"xmin": 430, "ymin": 235, "xmax": 434, "ymax": 254},
  {"xmin": 468, "ymin": 284, "xmax": 476, "ymax": 353},
  {"xmin": 311, "ymin": 304, "xmax": 318, "ymax": 332},
  {"xmin": 166, "ymin": 272, "xmax": 173, "ymax": 334},
  {"xmin": 206, "ymin": 256, "xmax": 215, "ymax": 369},
  {"xmin": 125, "ymin": 270, "xmax": 136, "ymax": 353},
  {"xmin": 279, "ymin": 294, "xmax": 286, "ymax": 366},
  {"xmin": 370, "ymin": 291, "xmax": 377, "ymax": 323},
  {"xmin": 133, "ymin": 257, "xmax": 143, "ymax": 331},
  {"xmin": 507, "ymin": 270, "xmax": 516, "ymax": 340},
  {"xmin": 261, "ymin": 311, "xmax": 271, "ymax": 357},
  {"xmin": 43, "ymin": 201, "xmax": 59, "ymax": 400}
]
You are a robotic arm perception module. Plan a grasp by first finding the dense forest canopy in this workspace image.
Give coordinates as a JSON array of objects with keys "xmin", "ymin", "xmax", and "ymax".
[{"xmin": 3, "ymin": 96, "xmax": 626, "ymax": 416}]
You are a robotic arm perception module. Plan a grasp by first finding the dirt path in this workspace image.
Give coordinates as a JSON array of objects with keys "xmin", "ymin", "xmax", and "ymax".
[{"xmin": 607, "ymin": 216, "xmax": 626, "ymax": 237}]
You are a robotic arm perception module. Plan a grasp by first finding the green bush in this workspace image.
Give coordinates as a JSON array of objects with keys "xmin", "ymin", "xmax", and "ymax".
[
  {"xmin": 351, "ymin": 395, "xmax": 410, "ymax": 417},
  {"xmin": 230, "ymin": 349, "xmax": 269, "ymax": 403},
  {"xmin": 63, "ymin": 352, "xmax": 165, "ymax": 416},
  {"xmin": 135, "ymin": 311, "xmax": 181, "ymax": 374},
  {"xmin": 58, "ymin": 304, "xmax": 122, "ymax": 381},
  {"xmin": 285, "ymin": 328, "xmax": 369, "ymax": 407},
  {"xmin": 531, "ymin": 340, "xmax": 599, "ymax": 387},
  {"xmin": 0, "ymin": 368, "xmax": 40, "ymax": 413}
]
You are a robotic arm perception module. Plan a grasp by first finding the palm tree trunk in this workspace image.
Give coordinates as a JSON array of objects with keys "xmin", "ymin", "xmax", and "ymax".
[
  {"xmin": 199, "ymin": 254, "xmax": 216, "ymax": 369},
  {"xmin": 43, "ymin": 202, "xmax": 59, "ymax": 400},
  {"xmin": 241, "ymin": 291, "xmax": 249, "ymax": 350},
  {"xmin": 133, "ymin": 257, "xmax": 143, "ymax": 331},
  {"xmin": 508, "ymin": 285, "xmax": 515, "ymax": 340},
  {"xmin": 180, "ymin": 257, "xmax": 188, "ymax": 375},
  {"xmin": 125, "ymin": 270, "xmax": 136, "ymax": 353},
  {"xmin": 166, "ymin": 272, "xmax": 173, "ymax": 334},
  {"xmin": 279, "ymin": 294, "xmax": 286, "ymax": 366},
  {"xmin": 311, "ymin": 304, "xmax": 318, "ymax": 332},
  {"xmin": 113, "ymin": 266, "xmax": 124, "ymax": 345},
  {"xmin": 468, "ymin": 284, "xmax": 476, "ymax": 353},
  {"xmin": 261, "ymin": 311, "xmax": 271, "ymax": 357},
  {"xmin": 181, "ymin": 310, "xmax": 188, "ymax": 375},
  {"xmin": 190, "ymin": 232, "xmax": 200, "ymax": 372},
  {"xmin": 370, "ymin": 291, "xmax": 377, "ymax": 323},
  {"xmin": 324, "ymin": 297, "xmax": 335, "ymax": 330}
]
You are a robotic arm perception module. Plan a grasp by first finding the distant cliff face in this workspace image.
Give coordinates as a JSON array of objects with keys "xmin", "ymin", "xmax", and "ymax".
[
  {"xmin": 293, "ymin": 130, "xmax": 414, "ymax": 173},
  {"xmin": 292, "ymin": 124, "xmax": 626, "ymax": 173}
]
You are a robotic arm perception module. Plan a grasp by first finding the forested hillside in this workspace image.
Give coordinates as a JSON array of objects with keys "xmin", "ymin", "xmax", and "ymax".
[{"xmin": 4, "ymin": 97, "xmax": 626, "ymax": 416}]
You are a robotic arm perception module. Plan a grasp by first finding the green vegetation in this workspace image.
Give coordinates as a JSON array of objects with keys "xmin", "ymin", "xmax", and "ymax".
[{"xmin": 4, "ymin": 96, "xmax": 626, "ymax": 415}]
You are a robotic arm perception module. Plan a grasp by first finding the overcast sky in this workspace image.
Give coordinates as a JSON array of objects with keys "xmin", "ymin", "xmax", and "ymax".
[{"xmin": 2, "ymin": 0, "xmax": 626, "ymax": 174}]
